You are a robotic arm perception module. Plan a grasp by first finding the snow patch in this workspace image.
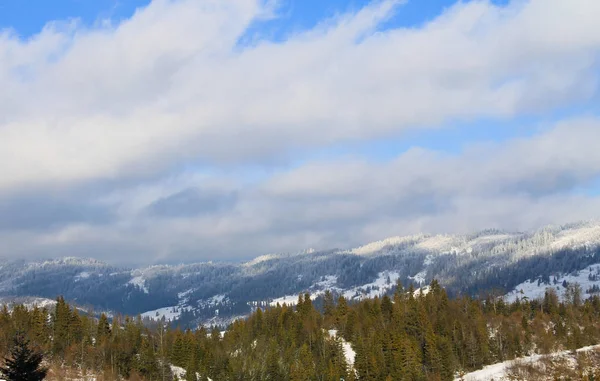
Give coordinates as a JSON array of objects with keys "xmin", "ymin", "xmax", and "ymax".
[
  {"xmin": 270, "ymin": 271, "xmax": 400, "ymax": 306},
  {"xmin": 177, "ymin": 288, "xmax": 194, "ymax": 300},
  {"xmin": 505, "ymin": 263, "xmax": 600, "ymax": 302},
  {"xmin": 455, "ymin": 344, "xmax": 600, "ymax": 380},
  {"xmin": 201, "ymin": 314, "xmax": 247, "ymax": 328},
  {"xmin": 170, "ymin": 365, "xmax": 186, "ymax": 380},
  {"xmin": 342, "ymin": 271, "xmax": 400, "ymax": 301},
  {"xmin": 0, "ymin": 297, "xmax": 57, "ymax": 310},
  {"xmin": 127, "ymin": 275, "xmax": 149, "ymax": 294},
  {"xmin": 348, "ymin": 235, "xmax": 423, "ymax": 256},
  {"xmin": 270, "ymin": 294, "xmax": 302, "ymax": 306},
  {"xmin": 409, "ymin": 270, "xmax": 427, "ymax": 285},
  {"xmin": 327, "ymin": 330, "xmax": 356, "ymax": 369},
  {"xmin": 141, "ymin": 306, "xmax": 188, "ymax": 322},
  {"xmin": 270, "ymin": 275, "xmax": 339, "ymax": 306},
  {"xmin": 413, "ymin": 286, "xmax": 431, "ymax": 296},
  {"xmin": 74, "ymin": 271, "xmax": 91, "ymax": 281}
]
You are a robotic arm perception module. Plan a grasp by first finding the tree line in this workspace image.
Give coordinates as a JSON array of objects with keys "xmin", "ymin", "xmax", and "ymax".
[{"xmin": 1, "ymin": 280, "xmax": 600, "ymax": 380}]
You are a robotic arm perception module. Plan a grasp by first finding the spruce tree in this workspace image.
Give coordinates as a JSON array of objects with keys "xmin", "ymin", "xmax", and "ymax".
[{"xmin": 0, "ymin": 332, "xmax": 47, "ymax": 381}]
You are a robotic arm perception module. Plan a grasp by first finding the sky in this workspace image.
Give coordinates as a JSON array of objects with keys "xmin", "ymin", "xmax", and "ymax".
[{"xmin": 0, "ymin": 0, "xmax": 599, "ymax": 265}]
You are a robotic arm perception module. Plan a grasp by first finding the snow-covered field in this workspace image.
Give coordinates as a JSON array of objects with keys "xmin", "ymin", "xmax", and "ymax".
[
  {"xmin": 455, "ymin": 344, "xmax": 600, "ymax": 380},
  {"xmin": 505, "ymin": 263, "xmax": 600, "ymax": 302}
]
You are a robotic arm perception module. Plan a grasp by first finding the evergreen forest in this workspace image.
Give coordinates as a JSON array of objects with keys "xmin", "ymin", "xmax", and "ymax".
[{"xmin": 1, "ymin": 280, "xmax": 600, "ymax": 380}]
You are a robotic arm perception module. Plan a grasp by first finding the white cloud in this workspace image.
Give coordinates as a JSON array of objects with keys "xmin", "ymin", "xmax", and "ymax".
[
  {"xmin": 0, "ymin": 0, "xmax": 599, "ymax": 193},
  {"xmin": 1, "ymin": 0, "xmax": 600, "ymax": 263},
  {"xmin": 2, "ymin": 117, "xmax": 600, "ymax": 263}
]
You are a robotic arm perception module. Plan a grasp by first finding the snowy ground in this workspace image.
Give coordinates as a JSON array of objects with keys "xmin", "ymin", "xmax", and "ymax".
[
  {"xmin": 0, "ymin": 296, "xmax": 57, "ymax": 310},
  {"xmin": 170, "ymin": 365, "xmax": 213, "ymax": 381},
  {"xmin": 141, "ymin": 306, "xmax": 188, "ymax": 321},
  {"xmin": 127, "ymin": 275, "xmax": 149, "ymax": 294},
  {"xmin": 505, "ymin": 263, "xmax": 600, "ymax": 302},
  {"xmin": 327, "ymin": 330, "xmax": 356, "ymax": 369},
  {"xmin": 341, "ymin": 271, "xmax": 400, "ymax": 300},
  {"xmin": 455, "ymin": 344, "xmax": 600, "ymax": 380},
  {"xmin": 270, "ymin": 271, "xmax": 400, "ymax": 306}
]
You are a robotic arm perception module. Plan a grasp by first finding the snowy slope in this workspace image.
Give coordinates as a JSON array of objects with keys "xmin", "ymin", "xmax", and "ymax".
[
  {"xmin": 455, "ymin": 344, "xmax": 600, "ymax": 381},
  {"xmin": 505, "ymin": 263, "xmax": 600, "ymax": 302},
  {"xmin": 270, "ymin": 271, "xmax": 400, "ymax": 306},
  {"xmin": 0, "ymin": 296, "xmax": 57, "ymax": 310},
  {"xmin": 141, "ymin": 306, "xmax": 188, "ymax": 322}
]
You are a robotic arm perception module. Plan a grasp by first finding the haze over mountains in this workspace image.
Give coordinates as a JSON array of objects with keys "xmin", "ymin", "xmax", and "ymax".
[{"xmin": 2, "ymin": 220, "xmax": 600, "ymax": 328}]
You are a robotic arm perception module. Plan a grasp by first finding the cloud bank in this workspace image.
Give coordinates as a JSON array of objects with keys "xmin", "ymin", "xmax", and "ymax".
[{"xmin": 1, "ymin": 0, "xmax": 600, "ymax": 263}]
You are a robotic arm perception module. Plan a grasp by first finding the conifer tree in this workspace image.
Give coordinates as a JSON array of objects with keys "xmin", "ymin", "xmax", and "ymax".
[
  {"xmin": 52, "ymin": 296, "xmax": 71, "ymax": 356},
  {"xmin": 323, "ymin": 290, "xmax": 335, "ymax": 327},
  {"xmin": 0, "ymin": 332, "xmax": 47, "ymax": 381},
  {"xmin": 97, "ymin": 313, "xmax": 111, "ymax": 340}
]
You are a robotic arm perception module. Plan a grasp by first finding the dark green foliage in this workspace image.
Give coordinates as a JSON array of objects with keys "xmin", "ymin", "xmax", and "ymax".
[
  {"xmin": 2, "ymin": 280, "xmax": 600, "ymax": 381},
  {"xmin": 0, "ymin": 332, "xmax": 47, "ymax": 381}
]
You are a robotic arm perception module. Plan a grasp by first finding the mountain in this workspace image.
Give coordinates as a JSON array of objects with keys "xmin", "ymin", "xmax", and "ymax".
[{"xmin": 2, "ymin": 220, "xmax": 600, "ymax": 328}]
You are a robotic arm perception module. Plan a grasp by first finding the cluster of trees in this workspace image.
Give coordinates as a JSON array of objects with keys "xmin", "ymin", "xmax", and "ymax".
[{"xmin": 2, "ymin": 280, "xmax": 600, "ymax": 380}]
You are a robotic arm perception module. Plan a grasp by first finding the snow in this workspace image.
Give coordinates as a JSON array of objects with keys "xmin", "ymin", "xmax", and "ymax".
[
  {"xmin": 209, "ymin": 294, "xmax": 227, "ymax": 304},
  {"xmin": 270, "ymin": 294, "xmax": 302, "ymax": 306},
  {"xmin": 342, "ymin": 271, "xmax": 400, "ymax": 301},
  {"xmin": 270, "ymin": 271, "xmax": 400, "ymax": 306},
  {"xmin": 170, "ymin": 365, "xmax": 213, "ymax": 381},
  {"xmin": 505, "ymin": 263, "xmax": 600, "ymax": 302},
  {"xmin": 409, "ymin": 270, "xmax": 427, "ymax": 285},
  {"xmin": 455, "ymin": 344, "xmax": 600, "ymax": 380},
  {"xmin": 416, "ymin": 235, "xmax": 455, "ymax": 251},
  {"xmin": 243, "ymin": 253, "xmax": 281, "ymax": 266},
  {"xmin": 413, "ymin": 286, "xmax": 430, "ymax": 296},
  {"xmin": 177, "ymin": 288, "xmax": 194, "ymax": 300},
  {"xmin": 348, "ymin": 235, "xmax": 423, "ymax": 256},
  {"xmin": 550, "ymin": 225, "xmax": 600, "ymax": 251},
  {"xmin": 201, "ymin": 314, "xmax": 247, "ymax": 328},
  {"xmin": 75, "ymin": 271, "xmax": 91, "ymax": 281},
  {"xmin": 141, "ymin": 306, "xmax": 188, "ymax": 322},
  {"xmin": 0, "ymin": 296, "xmax": 57, "ymax": 310},
  {"xmin": 127, "ymin": 275, "xmax": 149, "ymax": 294},
  {"xmin": 170, "ymin": 365, "xmax": 186, "ymax": 380},
  {"xmin": 270, "ymin": 275, "xmax": 340, "ymax": 306},
  {"xmin": 197, "ymin": 293, "xmax": 230, "ymax": 309},
  {"xmin": 341, "ymin": 341, "xmax": 356, "ymax": 368},
  {"xmin": 327, "ymin": 330, "xmax": 356, "ymax": 368}
]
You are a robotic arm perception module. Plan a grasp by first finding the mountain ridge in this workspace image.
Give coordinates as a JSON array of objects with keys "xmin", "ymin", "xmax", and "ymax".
[{"xmin": 2, "ymin": 220, "xmax": 600, "ymax": 328}]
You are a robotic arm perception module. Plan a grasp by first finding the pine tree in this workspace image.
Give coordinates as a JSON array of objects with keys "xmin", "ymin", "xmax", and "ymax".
[
  {"xmin": 323, "ymin": 290, "xmax": 335, "ymax": 327},
  {"xmin": 381, "ymin": 295, "xmax": 393, "ymax": 323},
  {"xmin": 264, "ymin": 340, "xmax": 281, "ymax": 380},
  {"xmin": 97, "ymin": 313, "xmax": 111, "ymax": 340},
  {"xmin": 0, "ymin": 332, "xmax": 48, "ymax": 381},
  {"xmin": 52, "ymin": 296, "xmax": 71, "ymax": 356}
]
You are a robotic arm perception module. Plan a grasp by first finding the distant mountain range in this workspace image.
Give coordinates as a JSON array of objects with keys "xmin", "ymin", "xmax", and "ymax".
[{"xmin": 2, "ymin": 220, "xmax": 600, "ymax": 328}]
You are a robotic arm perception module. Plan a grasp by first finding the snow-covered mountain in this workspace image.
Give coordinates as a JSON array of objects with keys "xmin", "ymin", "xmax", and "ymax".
[{"xmin": 2, "ymin": 220, "xmax": 600, "ymax": 328}]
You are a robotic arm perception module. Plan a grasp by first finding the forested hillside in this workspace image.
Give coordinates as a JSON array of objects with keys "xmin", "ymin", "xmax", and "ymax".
[
  {"xmin": 3, "ymin": 221, "xmax": 600, "ymax": 329},
  {"xmin": 2, "ymin": 280, "xmax": 600, "ymax": 380}
]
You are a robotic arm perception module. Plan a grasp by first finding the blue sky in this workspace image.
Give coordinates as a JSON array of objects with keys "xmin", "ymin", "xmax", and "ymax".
[
  {"xmin": 0, "ymin": 0, "xmax": 507, "ymax": 38},
  {"xmin": 0, "ymin": 0, "xmax": 599, "ymax": 264}
]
